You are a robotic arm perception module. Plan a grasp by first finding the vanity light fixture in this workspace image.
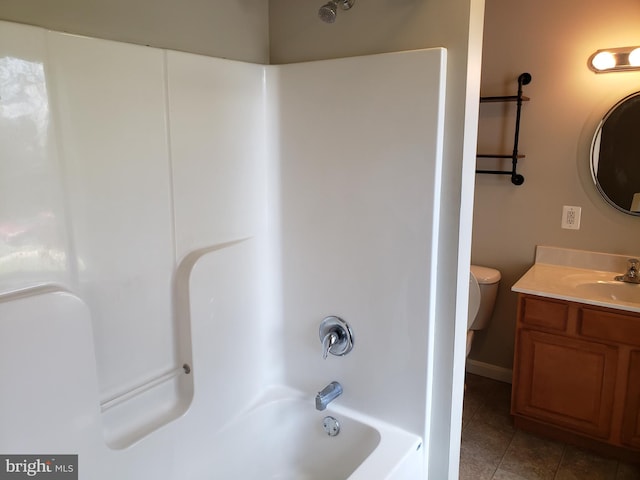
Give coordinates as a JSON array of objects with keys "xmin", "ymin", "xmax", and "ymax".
[{"xmin": 588, "ymin": 46, "xmax": 640, "ymax": 73}]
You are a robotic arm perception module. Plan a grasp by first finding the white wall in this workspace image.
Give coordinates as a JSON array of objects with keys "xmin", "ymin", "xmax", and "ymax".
[{"xmin": 470, "ymin": 0, "xmax": 640, "ymax": 373}]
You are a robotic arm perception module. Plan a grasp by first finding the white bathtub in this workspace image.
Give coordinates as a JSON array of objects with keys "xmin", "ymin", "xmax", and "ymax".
[{"xmin": 194, "ymin": 386, "xmax": 422, "ymax": 480}]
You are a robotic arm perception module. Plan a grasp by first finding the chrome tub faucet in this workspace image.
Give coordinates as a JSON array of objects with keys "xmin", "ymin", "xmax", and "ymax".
[{"xmin": 315, "ymin": 381, "xmax": 343, "ymax": 411}]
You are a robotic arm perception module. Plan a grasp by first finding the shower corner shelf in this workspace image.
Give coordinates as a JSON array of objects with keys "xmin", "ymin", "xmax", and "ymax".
[{"xmin": 476, "ymin": 72, "xmax": 531, "ymax": 186}]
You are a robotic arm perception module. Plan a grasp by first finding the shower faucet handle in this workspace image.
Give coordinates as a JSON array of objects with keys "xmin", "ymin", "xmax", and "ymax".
[
  {"xmin": 319, "ymin": 316, "xmax": 354, "ymax": 359},
  {"xmin": 321, "ymin": 330, "xmax": 339, "ymax": 359}
]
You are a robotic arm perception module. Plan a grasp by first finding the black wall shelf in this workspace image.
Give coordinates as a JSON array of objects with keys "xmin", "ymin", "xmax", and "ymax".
[{"xmin": 476, "ymin": 72, "xmax": 531, "ymax": 186}]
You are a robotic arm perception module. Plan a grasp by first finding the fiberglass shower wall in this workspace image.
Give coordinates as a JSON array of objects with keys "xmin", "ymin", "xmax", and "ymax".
[
  {"xmin": 0, "ymin": 21, "xmax": 270, "ymax": 450},
  {"xmin": 0, "ymin": 20, "xmax": 447, "ymax": 477},
  {"xmin": 273, "ymin": 52, "xmax": 446, "ymax": 437}
]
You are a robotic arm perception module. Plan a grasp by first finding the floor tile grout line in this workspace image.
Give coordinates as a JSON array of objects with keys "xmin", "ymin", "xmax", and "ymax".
[
  {"xmin": 462, "ymin": 382, "xmax": 490, "ymax": 433},
  {"xmin": 484, "ymin": 377, "xmax": 515, "ymax": 480},
  {"xmin": 552, "ymin": 443, "xmax": 568, "ymax": 479},
  {"xmin": 490, "ymin": 427, "xmax": 517, "ymax": 479}
]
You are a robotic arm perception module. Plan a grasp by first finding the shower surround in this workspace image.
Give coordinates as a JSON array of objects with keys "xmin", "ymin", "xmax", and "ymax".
[{"xmin": 0, "ymin": 20, "xmax": 446, "ymax": 478}]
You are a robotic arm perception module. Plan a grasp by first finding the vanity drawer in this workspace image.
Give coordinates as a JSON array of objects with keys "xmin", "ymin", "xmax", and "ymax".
[
  {"xmin": 579, "ymin": 307, "xmax": 640, "ymax": 345},
  {"xmin": 520, "ymin": 296, "xmax": 568, "ymax": 332}
]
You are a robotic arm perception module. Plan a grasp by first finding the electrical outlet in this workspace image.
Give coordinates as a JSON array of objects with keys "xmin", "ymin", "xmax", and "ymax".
[{"xmin": 561, "ymin": 205, "xmax": 581, "ymax": 230}]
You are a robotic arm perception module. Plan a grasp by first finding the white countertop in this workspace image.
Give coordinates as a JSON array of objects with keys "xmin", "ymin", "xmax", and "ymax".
[{"xmin": 512, "ymin": 246, "xmax": 640, "ymax": 314}]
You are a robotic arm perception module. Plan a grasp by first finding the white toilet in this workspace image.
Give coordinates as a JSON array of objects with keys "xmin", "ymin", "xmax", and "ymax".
[{"xmin": 467, "ymin": 265, "xmax": 501, "ymax": 356}]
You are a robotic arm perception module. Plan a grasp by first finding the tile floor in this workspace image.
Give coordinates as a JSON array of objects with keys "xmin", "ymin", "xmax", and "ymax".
[{"xmin": 460, "ymin": 373, "xmax": 640, "ymax": 480}]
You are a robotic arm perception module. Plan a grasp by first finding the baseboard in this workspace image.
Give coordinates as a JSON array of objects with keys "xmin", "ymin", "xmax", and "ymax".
[{"xmin": 466, "ymin": 359, "xmax": 513, "ymax": 384}]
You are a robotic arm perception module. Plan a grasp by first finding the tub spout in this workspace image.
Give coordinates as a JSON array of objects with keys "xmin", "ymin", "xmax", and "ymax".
[{"xmin": 315, "ymin": 381, "xmax": 343, "ymax": 411}]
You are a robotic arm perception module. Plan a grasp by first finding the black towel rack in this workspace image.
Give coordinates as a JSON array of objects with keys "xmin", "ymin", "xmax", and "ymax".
[{"xmin": 476, "ymin": 72, "xmax": 531, "ymax": 185}]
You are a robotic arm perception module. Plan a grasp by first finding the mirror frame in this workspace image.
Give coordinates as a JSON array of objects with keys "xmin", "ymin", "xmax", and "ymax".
[{"xmin": 590, "ymin": 91, "xmax": 640, "ymax": 217}]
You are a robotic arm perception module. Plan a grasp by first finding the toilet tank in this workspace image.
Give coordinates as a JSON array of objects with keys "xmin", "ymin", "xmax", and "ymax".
[
  {"xmin": 468, "ymin": 273, "xmax": 481, "ymax": 329},
  {"xmin": 469, "ymin": 265, "xmax": 501, "ymax": 331}
]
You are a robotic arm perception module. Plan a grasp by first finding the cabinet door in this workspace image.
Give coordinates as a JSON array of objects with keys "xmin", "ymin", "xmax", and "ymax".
[
  {"xmin": 621, "ymin": 350, "xmax": 640, "ymax": 448},
  {"xmin": 513, "ymin": 330, "xmax": 618, "ymax": 439}
]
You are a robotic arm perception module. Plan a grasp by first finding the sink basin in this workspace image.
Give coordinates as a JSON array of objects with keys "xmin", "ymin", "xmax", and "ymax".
[
  {"xmin": 511, "ymin": 246, "xmax": 640, "ymax": 314},
  {"xmin": 574, "ymin": 281, "xmax": 640, "ymax": 304},
  {"xmin": 561, "ymin": 271, "xmax": 619, "ymax": 286}
]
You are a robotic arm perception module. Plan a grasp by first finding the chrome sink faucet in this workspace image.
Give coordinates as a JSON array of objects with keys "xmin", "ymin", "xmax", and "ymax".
[
  {"xmin": 615, "ymin": 258, "xmax": 640, "ymax": 284},
  {"xmin": 315, "ymin": 381, "xmax": 343, "ymax": 411}
]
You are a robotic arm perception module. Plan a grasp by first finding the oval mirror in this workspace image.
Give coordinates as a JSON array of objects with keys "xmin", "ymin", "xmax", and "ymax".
[{"xmin": 591, "ymin": 91, "xmax": 640, "ymax": 216}]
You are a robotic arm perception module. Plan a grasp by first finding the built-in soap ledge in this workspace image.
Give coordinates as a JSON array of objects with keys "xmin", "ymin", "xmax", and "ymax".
[
  {"xmin": 101, "ymin": 366, "xmax": 193, "ymax": 449},
  {"xmin": 0, "ymin": 284, "xmax": 74, "ymax": 303},
  {"xmin": 101, "ymin": 240, "xmax": 252, "ymax": 449}
]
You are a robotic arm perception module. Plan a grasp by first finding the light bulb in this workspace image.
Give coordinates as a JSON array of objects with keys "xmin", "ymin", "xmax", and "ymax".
[
  {"xmin": 628, "ymin": 47, "xmax": 640, "ymax": 67},
  {"xmin": 591, "ymin": 51, "xmax": 616, "ymax": 71}
]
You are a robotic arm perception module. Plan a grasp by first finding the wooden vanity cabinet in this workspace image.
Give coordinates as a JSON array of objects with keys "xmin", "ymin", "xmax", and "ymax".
[
  {"xmin": 511, "ymin": 294, "xmax": 640, "ymax": 460},
  {"xmin": 622, "ymin": 351, "xmax": 640, "ymax": 449}
]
